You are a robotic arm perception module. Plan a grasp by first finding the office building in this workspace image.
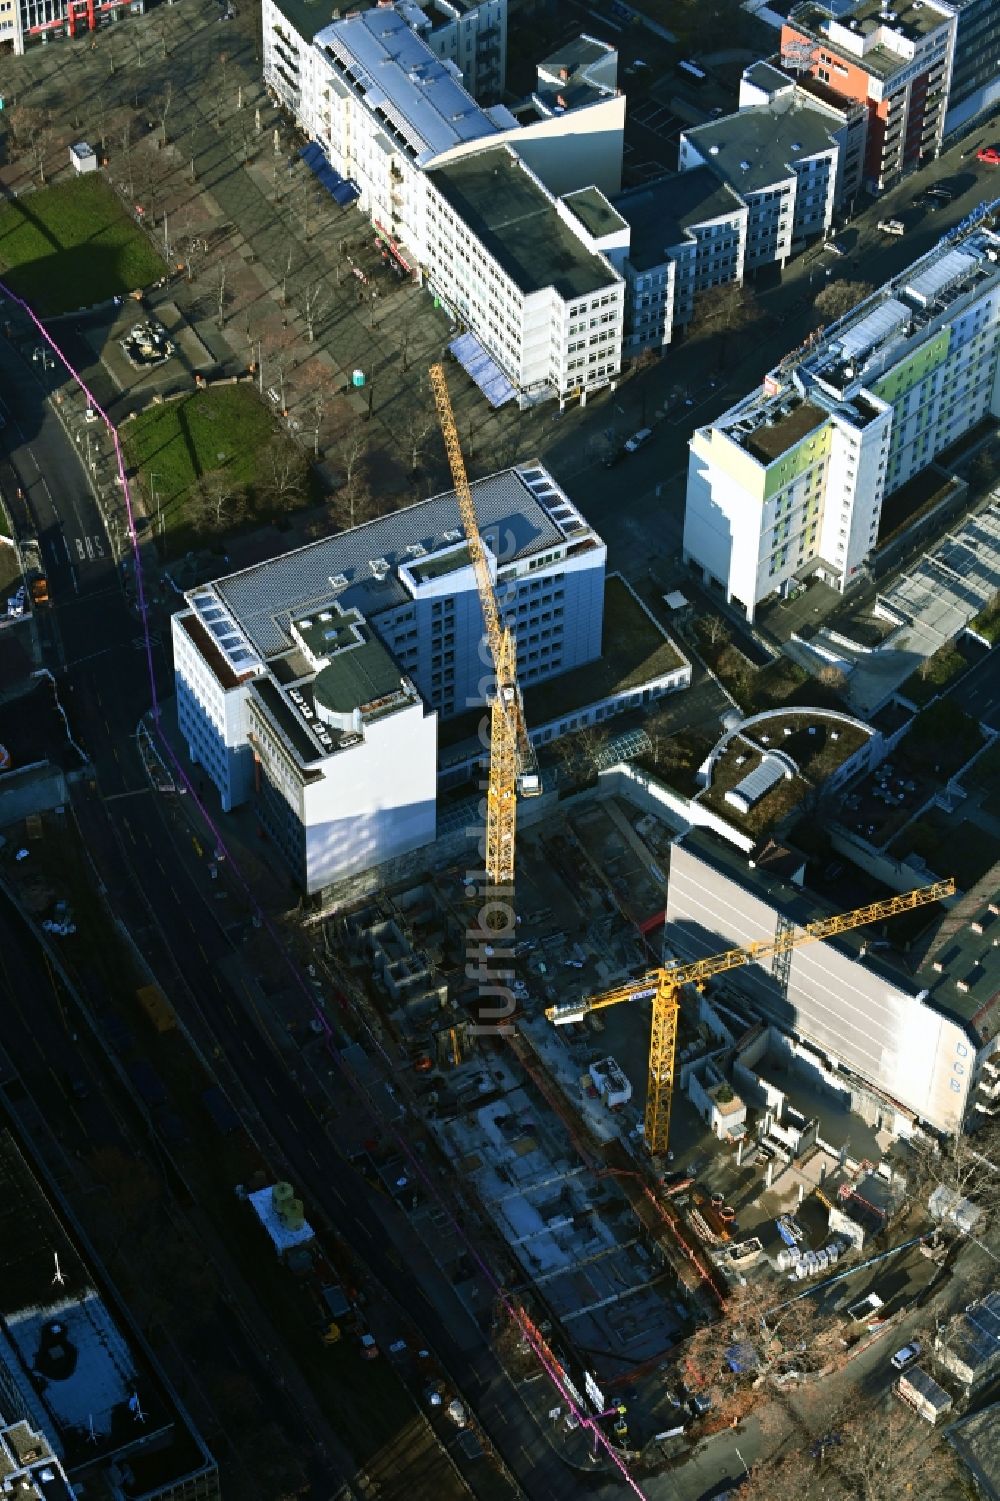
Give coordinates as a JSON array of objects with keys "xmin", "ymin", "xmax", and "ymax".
[
  {"xmin": 942, "ymin": 0, "xmax": 1000, "ymax": 134},
  {"xmin": 0, "ymin": 1132, "xmax": 219, "ymax": 1501},
  {"xmin": 281, "ymin": 9, "xmax": 625, "ymax": 404},
  {"xmin": 738, "ymin": 61, "xmax": 868, "ymax": 214},
  {"xmin": 683, "ymin": 225, "xmax": 1000, "ymax": 621},
  {"xmin": 425, "ymin": 147, "xmax": 625, "ymax": 404},
  {"xmin": 263, "ymin": 0, "xmax": 507, "ymax": 112},
  {"xmin": 172, "ymin": 463, "xmax": 607, "ymax": 891},
  {"xmin": 612, "ymin": 171, "xmax": 747, "ymax": 354},
  {"xmin": 679, "ymin": 84, "xmax": 845, "ymax": 273},
  {"xmin": 781, "ymin": 0, "xmax": 956, "ymax": 188},
  {"xmin": 663, "ymin": 836, "xmax": 999, "ymax": 1136}
]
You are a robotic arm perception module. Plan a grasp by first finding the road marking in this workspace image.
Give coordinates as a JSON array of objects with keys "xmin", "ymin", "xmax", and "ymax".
[
  {"xmin": 123, "ymin": 819, "xmax": 137, "ymax": 844},
  {"xmin": 242, "ymin": 1037, "xmax": 254, "ymax": 1056},
  {"xmin": 265, "ymin": 1075, "xmax": 277, "ymax": 1095},
  {"xmin": 308, "ymin": 1148, "xmax": 322, "ymax": 1167},
  {"xmin": 226, "ymin": 1004, "xmax": 238, "ymax": 1024},
  {"xmin": 198, "ymin": 943, "xmax": 210, "ymax": 963}
]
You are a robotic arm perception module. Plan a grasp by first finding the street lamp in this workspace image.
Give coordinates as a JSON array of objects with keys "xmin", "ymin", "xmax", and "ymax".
[{"xmin": 148, "ymin": 471, "xmax": 163, "ymax": 536}]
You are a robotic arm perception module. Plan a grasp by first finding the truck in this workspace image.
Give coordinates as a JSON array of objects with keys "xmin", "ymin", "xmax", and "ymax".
[
  {"xmin": 21, "ymin": 539, "xmax": 48, "ymax": 607},
  {"xmin": 877, "ymin": 219, "xmax": 905, "ymax": 236},
  {"xmin": 135, "ymin": 983, "xmax": 176, "ymax": 1033}
]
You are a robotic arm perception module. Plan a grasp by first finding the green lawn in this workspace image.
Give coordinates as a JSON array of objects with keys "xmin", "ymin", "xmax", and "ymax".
[
  {"xmin": 123, "ymin": 385, "xmax": 286, "ymax": 555},
  {"xmin": 891, "ymin": 811, "xmax": 996, "ymax": 890},
  {"xmin": 970, "ymin": 593, "xmax": 1000, "ymax": 644},
  {"xmin": 0, "ymin": 176, "xmax": 165, "ymax": 314},
  {"xmin": 901, "ymin": 642, "xmax": 967, "ymax": 706}
]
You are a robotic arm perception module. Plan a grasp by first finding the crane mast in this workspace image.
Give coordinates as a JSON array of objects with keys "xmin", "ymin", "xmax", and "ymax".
[
  {"xmin": 548, "ymin": 878, "xmax": 954, "ymax": 1155},
  {"xmin": 429, "ymin": 364, "xmax": 539, "ymax": 894}
]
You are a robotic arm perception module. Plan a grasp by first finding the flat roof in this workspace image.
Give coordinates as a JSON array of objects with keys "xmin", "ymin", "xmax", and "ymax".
[
  {"xmin": 562, "ymin": 186, "xmax": 627, "ymax": 242},
  {"xmin": 916, "ymin": 891, "xmax": 1000, "ymax": 1037},
  {"xmin": 428, "ymin": 147, "xmax": 620, "ymax": 301},
  {"xmin": 313, "ymin": 637, "xmax": 404, "ymax": 717},
  {"xmin": 684, "ymin": 93, "xmax": 840, "ymax": 193},
  {"xmin": 208, "ymin": 463, "xmax": 569, "ymax": 657},
  {"xmin": 0, "ymin": 1134, "xmax": 170, "ymax": 1470},
  {"xmin": 789, "ymin": 0, "xmax": 952, "ymax": 78},
  {"xmin": 743, "ymin": 60, "xmax": 792, "ymax": 92},
  {"xmin": 316, "ymin": 8, "xmax": 503, "ymax": 166},
  {"xmin": 539, "ymin": 34, "xmax": 614, "ymax": 76},
  {"xmin": 745, "ymin": 399, "xmax": 827, "ymax": 461},
  {"xmin": 615, "ymin": 169, "xmax": 745, "ymax": 271},
  {"xmin": 672, "ymin": 828, "xmax": 996, "ymax": 1037}
]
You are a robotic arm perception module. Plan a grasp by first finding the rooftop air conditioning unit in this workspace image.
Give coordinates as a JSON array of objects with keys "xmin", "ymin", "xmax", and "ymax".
[
  {"xmin": 330, "ymin": 573, "xmax": 349, "ymax": 590},
  {"xmin": 370, "ymin": 558, "xmax": 390, "ymax": 580},
  {"xmin": 443, "ymin": 528, "xmax": 463, "ymax": 543},
  {"xmin": 405, "ymin": 542, "xmax": 427, "ymax": 557}
]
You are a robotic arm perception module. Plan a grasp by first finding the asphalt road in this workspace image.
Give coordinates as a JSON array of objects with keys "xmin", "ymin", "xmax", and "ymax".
[
  {"xmin": 0, "ymin": 888, "xmax": 346, "ymax": 1499},
  {"xmin": 0, "ymin": 330, "xmax": 594, "ymax": 1496}
]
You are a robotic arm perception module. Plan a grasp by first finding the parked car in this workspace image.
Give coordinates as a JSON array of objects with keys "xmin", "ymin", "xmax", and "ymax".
[
  {"xmin": 877, "ymin": 219, "xmax": 905, "ymax": 236},
  {"xmin": 890, "ymin": 1341, "xmax": 922, "ymax": 1371},
  {"xmin": 823, "ymin": 238, "xmax": 849, "ymax": 256},
  {"xmin": 624, "ymin": 427, "xmax": 653, "ymax": 452},
  {"xmin": 976, "ymin": 146, "xmax": 1000, "ymax": 166}
]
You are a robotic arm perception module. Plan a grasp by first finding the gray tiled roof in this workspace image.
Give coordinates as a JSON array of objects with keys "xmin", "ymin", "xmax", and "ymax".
[{"xmin": 210, "ymin": 465, "xmax": 564, "ymax": 656}]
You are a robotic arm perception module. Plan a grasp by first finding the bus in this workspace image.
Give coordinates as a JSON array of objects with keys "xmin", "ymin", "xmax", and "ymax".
[{"xmin": 676, "ymin": 59, "xmax": 708, "ymax": 86}]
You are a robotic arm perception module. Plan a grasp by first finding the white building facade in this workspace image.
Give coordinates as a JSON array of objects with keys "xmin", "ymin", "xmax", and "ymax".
[
  {"xmin": 171, "ymin": 464, "xmax": 607, "ymax": 890},
  {"xmin": 664, "ymin": 839, "xmax": 992, "ymax": 1137},
  {"xmin": 684, "ymin": 226, "xmax": 1000, "ymax": 620}
]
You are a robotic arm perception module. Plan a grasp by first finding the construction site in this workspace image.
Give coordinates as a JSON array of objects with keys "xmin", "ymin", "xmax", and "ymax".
[{"xmin": 268, "ymin": 370, "xmax": 1000, "ymax": 1467}]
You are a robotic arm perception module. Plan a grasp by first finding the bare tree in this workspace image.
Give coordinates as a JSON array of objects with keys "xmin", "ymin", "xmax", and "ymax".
[
  {"xmin": 10, "ymin": 106, "xmax": 54, "ymax": 185},
  {"xmin": 814, "ymin": 280, "xmax": 875, "ymax": 325},
  {"xmin": 301, "ymin": 279, "xmax": 329, "ymax": 344},
  {"xmin": 262, "ymin": 327, "xmax": 298, "ymax": 413},
  {"xmin": 688, "ymin": 281, "xmax": 761, "ymax": 344},
  {"xmin": 156, "ymin": 79, "xmax": 174, "ymax": 148},
  {"xmin": 279, "ymin": 246, "xmax": 295, "ymax": 308},
  {"xmin": 898, "ymin": 1119, "xmax": 999, "ymax": 1228},
  {"xmin": 817, "ymin": 664, "xmax": 848, "ymax": 692},
  {"xmin": 330, "ymin": 433, "xmax": 377, "ymax": 530},
  {"xmin": 832, "ymin": 1393, "xmax": 961, "ymax": 1501},
  {"xmin": 303, "ymin": 367, "xmax": 339, "ymax": 459},
  {"xmin": 399, "ymin": 400, "xmax": 437, "ymax": 480},
  {"xmin": 259, "ymin": 438, "xmax": 308, "ymax": 513},
  {"xmin": 194, "ymin": 468, "xmax": 246, "ymax": 531},
  {"xmin": 552, "ymin": 724, "xmax": 611, "ymax": 782},
  {"xmin": 209, "ymin": 258, "xmax": 232, "ymax": 331},
  {"xmin": 698, "ymin": 614, "xmax": 728, "ymax": 648}
]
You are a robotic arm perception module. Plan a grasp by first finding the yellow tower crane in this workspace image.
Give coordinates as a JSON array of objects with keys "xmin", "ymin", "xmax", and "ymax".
[
  {"xmin": 429, "ymin": 364, "xmax": 540, "ymax": 895},
  {"xmin": 546, "ymin": 878, "xmax": 955, "ymax": 1157}
]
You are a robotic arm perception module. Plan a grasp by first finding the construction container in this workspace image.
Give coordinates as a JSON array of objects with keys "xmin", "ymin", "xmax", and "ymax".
[{"xmin": 896, "ymin": 1367, "xmax": 953, "ymax": 1424}]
